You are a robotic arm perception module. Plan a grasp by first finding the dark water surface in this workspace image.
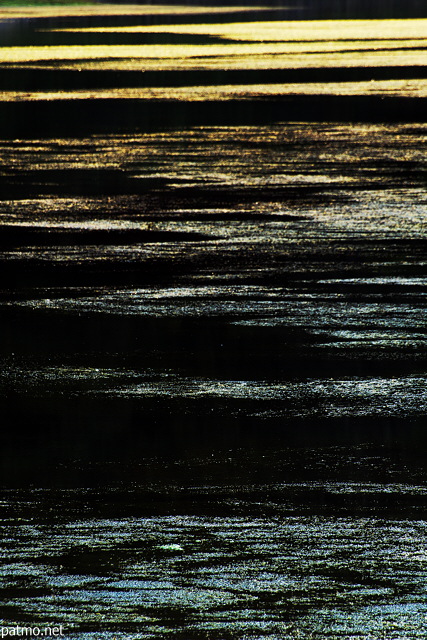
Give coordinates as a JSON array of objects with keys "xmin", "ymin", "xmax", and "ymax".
[{"xmin": 1, "ymin": 2, "xmax": 427, "ymax": 638}]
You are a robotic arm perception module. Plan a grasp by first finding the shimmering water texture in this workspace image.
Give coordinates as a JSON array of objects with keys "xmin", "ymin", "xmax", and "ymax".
[
  {"xmin": 2, "ymin": 17, "xmax": 427, "ymax": 74},
  {"xmin": 1, "ymin": 3, "xmax": 427, "ymax": 640},
  {"xmin": 1, "ymin": 122, "xmax": 427, "ymax": 456},
  {"xmin": 1, "ymin": 8, "xmax": 427, "ymax": 102},
  {"xmin": 3, "ymin": 484, "xmax": 427, "ymax": 640}
]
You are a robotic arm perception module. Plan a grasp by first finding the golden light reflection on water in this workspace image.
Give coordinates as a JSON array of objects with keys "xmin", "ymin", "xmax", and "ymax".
[
  {"xmin": 2, "ymin": 18, "xmax": 427, "ymax": 77},
  {"xmin": 3, "ymin": 79, "xmax": 427, "ymax": 101},
  {"xmin": 0, "ymin": 4, "xmax": 262, "ymax": 19},
  {"xmin": 56, "ymin": 18, "xmax": 427, "ymax": 41},
  {"xmin": 5, "ymin": 51, "xmax": 426, "ymax": 73},
  {"xmin": 2, "ymin": 43, "xmax": 427, "ymax": 66}
]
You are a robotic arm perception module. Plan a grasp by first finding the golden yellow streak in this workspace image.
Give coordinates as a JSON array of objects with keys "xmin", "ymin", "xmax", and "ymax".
[
  {"xmin": 6, "ymin": 52, "xmax": 427, "ymax": 72},
  {"xmin": 3, "ymin": 79, "xmax": 427, "ymax": 101},
  {"xmin": 0, "ymin": 4, "xmax": 266, "ymax": 19},
  {"xmin": 2, "ymin": 43, "xmax": 427, "ymax": 64},
  {"xmin": 48, "ymin": 19, "xmax": 427, "ymax": 41}
]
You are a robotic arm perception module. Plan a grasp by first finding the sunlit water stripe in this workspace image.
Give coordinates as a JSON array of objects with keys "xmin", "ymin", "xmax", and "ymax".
[
  {"xmin": 27, "ymin": 56, "xmax": 427, "ymax": 73},
  {"xmin": 92, "ymin": 375, "xmax": 427, "ymax": 418},
  {"xmin": 0, "ymin": 4, "xmax": 262, "ymax": 19},
  {"xmin": 1, "ymin": 183, "xmax": 426, "ymax": 264},
  {"xmin": 7, "ymin": 285, "xmax": 427, "ymax": 325},
  {"xmin": 1, "ymin": 190, "xmax": 425, "ymax": 234},
  {"xmin": 31, "ymin": 52, "xmax": 427, "ymax": 71},
  {"xmin": 1, "ymin": 124, "xmax": 425, "ymax": 174},
  {"xmin": 4, "ymin": 78, "xmax": 427, "ymax": 101},
  {"xmin": 2, "ymin": 509, "xmax": 427, "ymax": 638},
  {"xmin": 1, "ymin": 361, "xmax": 426, "ymax": 417},
  {"xmin": 3, "ymin": 19, "xmax": 426, "ymax": 71},
  {"xmin": 9, "ymin": 40, "xmax": 427, "ymax": 55},
  {"xmin": 1, "ymin": 125, "xmax": 425, "ymax": 198},
  {"xmin": 3, "ymin": 46, "xmax": 427, "ymax": 70},
  {"xmin": 66, "ymin": 19, "xmax": 427, "ymax": 41},
  {"xmin": 320, "ymin": 277, "xmax": 427, "ymax": 285}
]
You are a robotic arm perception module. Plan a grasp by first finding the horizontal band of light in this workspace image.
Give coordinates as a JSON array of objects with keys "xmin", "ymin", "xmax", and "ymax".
[
  {"xmin": 3, "ymin": 79, "xmax": 427, "ymax": 101},
  {"xmin": 48, "ymin": 19, "xmax": 427, "ymax": 41},
  {"xmin": 2, "ymin": 44, "xmax": 427, "ymax": 65},
  {"xmin": 0, "ymin": 4, "xmax": 267, "ymax": 19}
]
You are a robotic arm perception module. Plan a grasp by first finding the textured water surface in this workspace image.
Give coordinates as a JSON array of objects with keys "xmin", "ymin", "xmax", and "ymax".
[
  {"xmin": 1, "ymin": 3, "xmax": 427, "ymax": 639},
  {"xmin": 3, "ymin": 479, "xmax": 427, "ymax": 639}
]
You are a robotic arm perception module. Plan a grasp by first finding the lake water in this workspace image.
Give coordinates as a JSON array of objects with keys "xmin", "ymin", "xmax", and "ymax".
[{"xmin": 1, "ymin": 2, "xmax": 427, "ymax": 638}]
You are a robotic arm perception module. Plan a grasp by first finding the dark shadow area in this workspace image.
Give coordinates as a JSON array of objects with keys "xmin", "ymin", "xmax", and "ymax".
[
  {"xmin": 0, "ymin": 226, "xmax": 213, "ymax": 247},
  {"xmin": 2, "ymin": 96, "xmax": 427, "ymax": 139},
  {"xmin": 0, "ymin": 30, "xmax": 239, "ymax": 47},
  {"xmin": 0, "ymin": 304, "xmax": 426, "ymax": 490},
  {"xmin": 1, "ymin": 389, "xmax": 427, "ymax": 488},
  {"xmin": 2, "ymin": 66, "xmax": 427, "ymax": 92}
]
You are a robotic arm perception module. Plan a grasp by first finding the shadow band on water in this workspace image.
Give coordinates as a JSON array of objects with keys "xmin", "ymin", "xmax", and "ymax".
[
  {"xmin": 1, "ymin": 394, "xmax": 427, "ymax": 487},
  {"xmin": 3, "ymin": 66, "xmax": 427, "ymax": 91},
  {"xmin": 2, "ymin": 96, "xmax": 427, "ymax": 138},
  {"xmin": 0, "ymin": 227, "xmax": 213, "ymax": 247}
]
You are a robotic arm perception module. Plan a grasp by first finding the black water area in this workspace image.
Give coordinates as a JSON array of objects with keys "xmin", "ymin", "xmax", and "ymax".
[
  {"xmin": 3, "ymin": 66, "xmax": 427, "ymax": 93},
  {"xmin": 3, "ymin": 96, "xmax": 427, "ymax": 139}
]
